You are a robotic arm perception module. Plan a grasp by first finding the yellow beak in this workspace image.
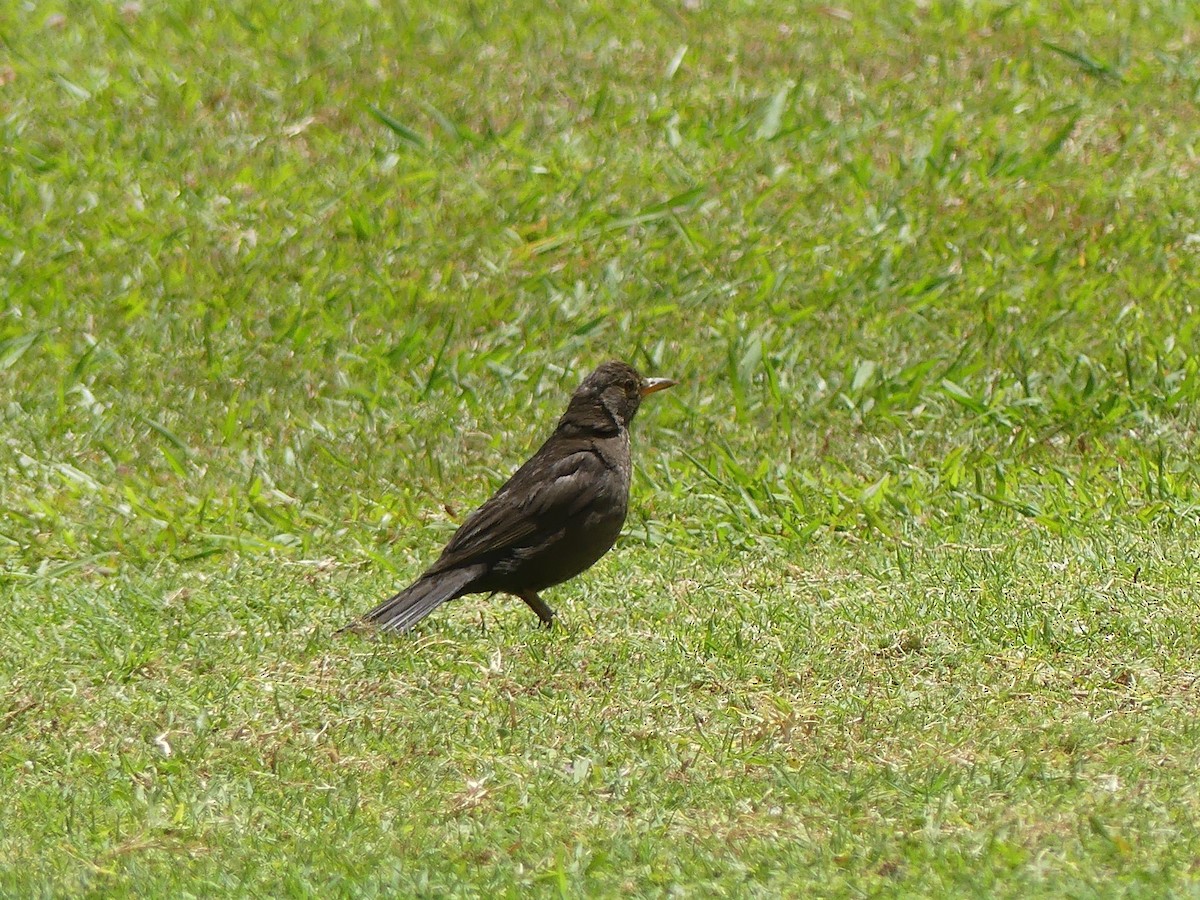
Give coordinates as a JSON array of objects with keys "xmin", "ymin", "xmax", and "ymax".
[{"xmin": 640, "ymin": 377, "xmax": 677, "ymax": 397}]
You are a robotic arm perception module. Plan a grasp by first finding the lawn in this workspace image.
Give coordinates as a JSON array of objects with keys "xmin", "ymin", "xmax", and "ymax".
[{"xmin": 4, "ymin": 0, "xmax": 1200, "ymax": 894}]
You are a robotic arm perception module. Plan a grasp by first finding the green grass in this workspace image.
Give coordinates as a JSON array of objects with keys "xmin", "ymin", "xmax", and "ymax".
[{"xmin": 4, "ymin": 0, "xmax": 1200, "ymax": 894}]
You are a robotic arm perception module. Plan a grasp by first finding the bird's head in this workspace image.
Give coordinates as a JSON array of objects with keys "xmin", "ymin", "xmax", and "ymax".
[{"xmin": 560, "ymin": 360, "xmax": 676, "ymax": 432}]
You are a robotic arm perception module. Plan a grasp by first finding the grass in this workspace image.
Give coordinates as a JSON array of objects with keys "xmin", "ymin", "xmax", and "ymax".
[{"xmin": 3, "ymin": 0, "xmax": 1200, "ymax": 894}]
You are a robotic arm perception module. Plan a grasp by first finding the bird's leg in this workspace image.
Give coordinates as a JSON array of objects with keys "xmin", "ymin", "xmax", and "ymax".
[
  {"xmin": 481, "ymin": 593, "xmax": 498, "ymax": 633},
  {"xmin": 516, "ymin": 590, "xmax": 556, "ymax": 627}
]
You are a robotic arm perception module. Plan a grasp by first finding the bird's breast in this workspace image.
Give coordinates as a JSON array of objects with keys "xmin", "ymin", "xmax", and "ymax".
[{"xmin": 592, "ymin": 432, "xmax": 632, "ymax": 485}]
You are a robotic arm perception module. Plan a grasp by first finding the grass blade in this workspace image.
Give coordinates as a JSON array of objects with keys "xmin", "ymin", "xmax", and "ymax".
[{"xmin": 368, "ymin": 104, "xmax": 427, "ymax": 149}]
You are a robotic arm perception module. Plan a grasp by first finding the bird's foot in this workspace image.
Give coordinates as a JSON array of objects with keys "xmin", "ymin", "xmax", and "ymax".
[{"xmin": 517, "ymin": 590, "xmax": 556, "ymax": 627}]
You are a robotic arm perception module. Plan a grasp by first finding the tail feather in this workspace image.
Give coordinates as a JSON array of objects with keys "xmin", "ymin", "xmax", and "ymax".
[{"xmin": 345, "ymin": 566, "xmax": 482, "ymax": 634}]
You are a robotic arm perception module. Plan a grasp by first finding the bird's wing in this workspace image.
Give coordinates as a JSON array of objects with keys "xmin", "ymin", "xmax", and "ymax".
[{"xmin": 428, "ymin": 440, "xmax": 609, "ymax": 573}]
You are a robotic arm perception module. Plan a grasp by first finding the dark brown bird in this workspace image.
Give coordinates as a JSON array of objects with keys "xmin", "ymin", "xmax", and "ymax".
[{"xmin": 349, "ymin": 361, "xmax": 676, "ymax": 633}]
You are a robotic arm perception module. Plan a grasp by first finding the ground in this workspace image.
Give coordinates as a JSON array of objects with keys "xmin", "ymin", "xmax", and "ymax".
[{"xmin": 3, "ymin": 0, "xmax": 1200, "ymax": 895}]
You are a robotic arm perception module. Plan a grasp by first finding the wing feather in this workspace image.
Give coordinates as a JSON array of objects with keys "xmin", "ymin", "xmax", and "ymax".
[{"xmin": 428, "ymin": 441, "xmax": 607, "ymax": 574}]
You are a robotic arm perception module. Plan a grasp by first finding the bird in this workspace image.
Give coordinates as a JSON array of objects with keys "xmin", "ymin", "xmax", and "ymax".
[{"xmin": 346, "ymin": 360, "xmax": 676, "ymax": 634}]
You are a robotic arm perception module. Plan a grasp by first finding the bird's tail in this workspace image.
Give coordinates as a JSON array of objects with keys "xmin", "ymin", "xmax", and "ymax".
[{"xmin": 342, "ymin": 566, "xmax": 483, "ymax": 634}]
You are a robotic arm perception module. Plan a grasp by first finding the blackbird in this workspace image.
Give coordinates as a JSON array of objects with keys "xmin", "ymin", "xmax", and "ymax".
[{"xmin": 348, "ymin": 361, "xmax": 676, "ymax": 633}]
